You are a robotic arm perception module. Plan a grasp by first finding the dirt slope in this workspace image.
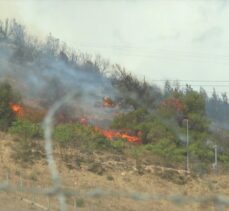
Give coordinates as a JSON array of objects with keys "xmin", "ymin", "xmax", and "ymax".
[{"xmin": 0, "ymin": 133, "xmax": 228, "ymax": 211}]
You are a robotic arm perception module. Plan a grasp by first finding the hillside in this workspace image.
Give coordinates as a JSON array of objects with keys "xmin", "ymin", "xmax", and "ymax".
[
  {"xmin": 0, "ymin": 133, "xmax": 229, "ymax": 211},
  {"xmin": 0, "ymin": 19, "xmax": 229, "ymax": 210}
]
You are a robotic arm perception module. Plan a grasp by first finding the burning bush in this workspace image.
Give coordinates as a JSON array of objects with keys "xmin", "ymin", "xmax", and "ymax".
[
  {"xmin": 0, "ymin": 81, "xmax": 21, "ymax": 131},
  {"xmin": 111, "ymin": 108, "xmax": 177, "ymax": 144},
  {"xmin": 53, "ymin": 123, "xmax": 115, "ymax": 160}
]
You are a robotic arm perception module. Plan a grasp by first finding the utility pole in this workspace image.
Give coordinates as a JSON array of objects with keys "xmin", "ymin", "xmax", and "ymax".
[
  {"xmin": 186, "ymin": 119, "xmax": 189, "ymax": 171},
  {"xmin": 213, "ymin": 145, "xmax": 218, "ymax": 172},
  {"xmin": 184, "ymin": 119, "xmax": 189, "ymax": 171}
]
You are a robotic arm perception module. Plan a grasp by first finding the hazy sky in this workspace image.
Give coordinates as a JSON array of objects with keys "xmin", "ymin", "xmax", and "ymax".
[{"xmin": 0, "ymin": 0, "xmax": 229, "ymax": 94}]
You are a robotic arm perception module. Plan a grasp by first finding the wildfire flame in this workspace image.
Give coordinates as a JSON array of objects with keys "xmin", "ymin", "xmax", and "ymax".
[
  {"xmin": 11, "ymin": 103, "xmax": 24, "ymax": 116},
  {"xmin": 94, "ymin": 127, "xmax": 141, "ymax": 143},
  {"xmin": 10, "ymin": 102, "xmax": 141, "ymax": 143},
  {"xmin": 10, "ymin": 103, "xmax": 45, "ymax": 122}
]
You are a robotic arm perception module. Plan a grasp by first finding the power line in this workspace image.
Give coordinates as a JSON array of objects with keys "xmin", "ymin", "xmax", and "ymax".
[
  {"xmin": 150, "ymin": 80, "xmax": 229, "ymax": 95},
  {"xmin": 77, "ymin": 44, "xmax": 229, "ymax": 59},
  {"xmin": 151, "ymin": 80, "xmax": 229, "ymax": 88},
  {"xmin": 77, "ymin": 45, "xmax": 229, "ymax": 63},
  {"xmin": 151, "ymin": 80, "xmax": 229, "ymax": 83},
  {"xmin": 172, "ymin": 85, "xmax": 229, "ymax": 87}
]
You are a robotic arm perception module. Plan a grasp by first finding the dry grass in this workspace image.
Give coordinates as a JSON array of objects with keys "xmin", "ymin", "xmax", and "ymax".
[{"xmin": 0, "ymin": 133, "xmax": 228, "ymax": 211}]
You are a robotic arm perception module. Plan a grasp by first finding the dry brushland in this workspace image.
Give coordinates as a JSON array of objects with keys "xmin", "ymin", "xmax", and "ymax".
[
  {"xmin": 0, "ymin": 19, "xmax": 229, "ymax": 210},
  {"xmin": 0, "ymin": 132, "xmax": 229, "ymax": 211}
]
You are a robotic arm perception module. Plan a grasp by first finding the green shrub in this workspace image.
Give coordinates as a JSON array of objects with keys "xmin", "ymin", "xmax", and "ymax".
[
  {"xmin": 186, "ymin": 113, "xmax": 209, "ymax": 132},
  {"xmin": 111, "ymin": 108, "xmax": 148, "ymax": 130},
  {"xmin": 0, "ymin": 82, "xmax": 21, "ymax": 131},
  {"xmin": 145, "ymin": 139, "xmax": 185, "ymax": 162},
  {"xmin": 189, "ymin": 141, "xmax": 214, "ymax": 162},
  {"xmin": 219, "ymin": 154, "xmax": 229, "ymax": 163},
  {"xmin": 129, "ymin": 145, "xmax": 145, "ymax": 160},
  {"xmin": 93, "ymin": 137, "xmax": 113, "ymax": 150},
  {"xmin": 110, "ymin": 139, "xmax": 125, "ymax": 153},
  {"xmin": 107, "ymin": 175, "xmax": 114, "ymax": 181},
  {"xmin": 9, "ymin": 119, "xmax": 43, "ymax": 140},
  {"xmin": 53, "ymin": 123, "xmax": 122, "ymax": 157},
  {"xmin": 75, "ymin": 198, "xmax": 85, "ymax": 208},
  {"xmin": 140, "ymin": 120, "xmax": 176, "ymax": 144},
  {"xmin": 10, "ymin": 119, "xmax": 43, "ymax": 163},
  {"xmin": 53, "ymin": 123, "xmax": 77, "ymax": 147},
  {"xmin": 112, "ymin": 108, "xmax": 177, "ymax": 145}
]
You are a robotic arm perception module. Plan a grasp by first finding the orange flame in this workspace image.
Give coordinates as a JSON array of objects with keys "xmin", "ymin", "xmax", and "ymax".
[
  {"xmin": 94, "ymin": 127, "xmax": 141, "ymax": 143},
  {"xmin": 11, "ymin": 103, "xmax": 24, "ymax": 116},
  {"xmin": 11, "ymin": 103, "xmax": 46, "ymax": 122}
]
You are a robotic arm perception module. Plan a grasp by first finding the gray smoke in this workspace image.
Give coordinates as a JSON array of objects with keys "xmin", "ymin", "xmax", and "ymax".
[{"xmin": 0, "ymin": 19, "xmax": 121, "ymax": 125}]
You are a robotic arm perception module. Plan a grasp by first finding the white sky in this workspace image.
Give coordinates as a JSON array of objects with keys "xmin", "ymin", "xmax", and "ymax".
[{"xmin": 0, "ymin": 0, "xmax": 229, "ymax": 94}]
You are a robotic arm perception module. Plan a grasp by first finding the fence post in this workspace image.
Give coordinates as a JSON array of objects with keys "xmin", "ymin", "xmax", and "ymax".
[
  {"xmin": 19, "ymin": 175, "xmax": 23, "ymax": 189},
  {"xmin": 74, "ymin": 198, "xmax": 77, "ymax": 211},
  {"xmin": 47, "ymin": 196, "xmax": 50, "ymax": 210},
  {"xmin": 19, "ymin": 174, "xmax": 23, "ymax": 198},
  {"xmin": 6, "ymin": 172, "xmax": 9, "ymax": 185},
  {"xmin": 32, "ymin": 181, "xmax": 35, "ymax": 206}
]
